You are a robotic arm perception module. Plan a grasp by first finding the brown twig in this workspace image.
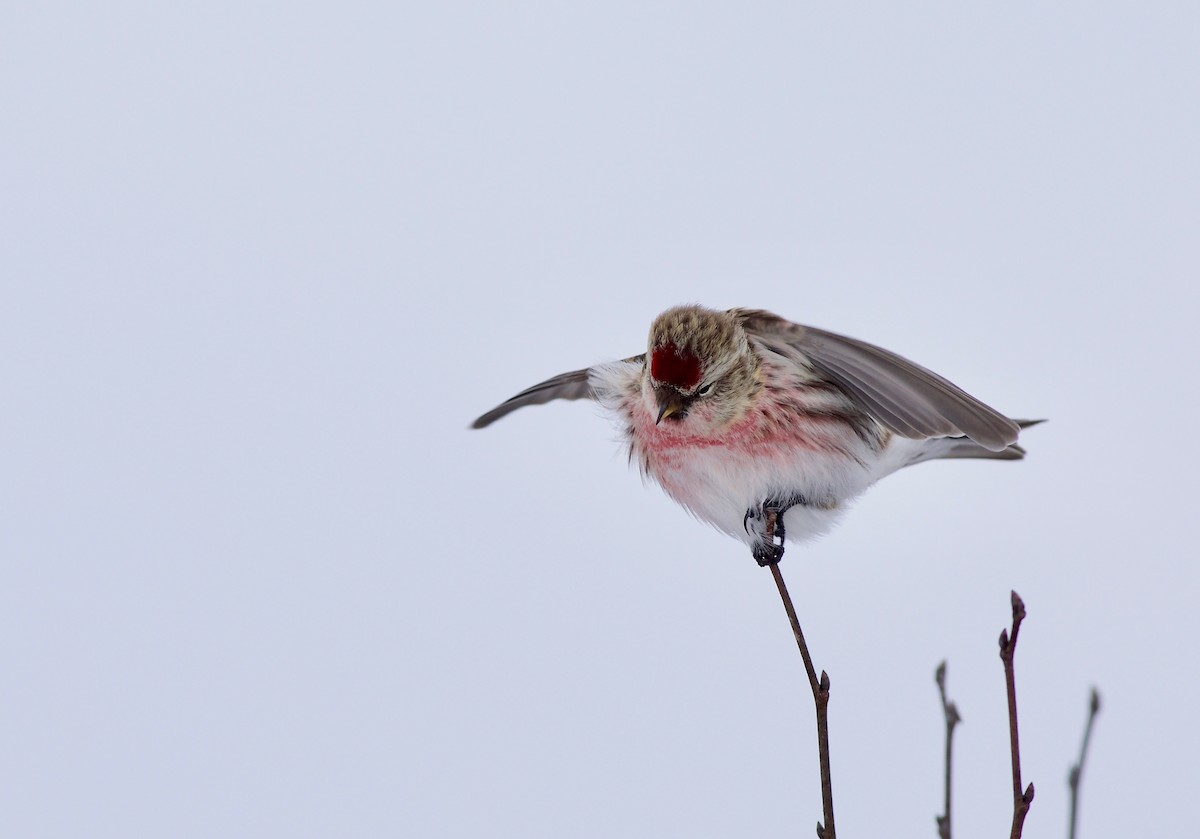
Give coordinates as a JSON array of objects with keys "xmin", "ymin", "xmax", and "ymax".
[
  {"xmin": 935, "ymin": 661, "xmax": 961, "ymax": 839},
  {"xmin": 998, "ymin": 591, "xmax": 1035, "ymax": 839},
  {"xmin": 1067, "ymin": 688, "xmax": 1101, "ymax": 839},
  {"xmin": 764, "ymin": 510, "xmax": 835, "ymax": 839}
]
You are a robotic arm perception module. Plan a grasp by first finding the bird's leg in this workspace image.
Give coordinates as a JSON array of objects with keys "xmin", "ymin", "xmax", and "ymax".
[
  {"xmin": 758, "ymin": 506, "xmax": 785, "ymax": 566},
  {"xmin": 745, "ymin": 497, "xmax": 800, "ymax": 566},
  {"xmin": 773, "ymin": 509, "xmax": 787, "ymax": 544}
]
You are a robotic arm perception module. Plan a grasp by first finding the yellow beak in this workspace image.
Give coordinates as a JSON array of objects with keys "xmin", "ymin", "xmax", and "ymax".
[{"xmin": 655, "ymin": 390, "xmax": 686, "ymax": 425}]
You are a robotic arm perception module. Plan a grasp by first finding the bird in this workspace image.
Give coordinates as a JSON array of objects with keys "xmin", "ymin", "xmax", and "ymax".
[{"xmin": 472, "ymin": 305, "xmax": 1037, "ymax": 565}]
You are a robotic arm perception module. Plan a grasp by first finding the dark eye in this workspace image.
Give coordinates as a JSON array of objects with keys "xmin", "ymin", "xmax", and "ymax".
[{"xmin": 696, "ymin": 383, "xmax": 713, "ymax": 397}]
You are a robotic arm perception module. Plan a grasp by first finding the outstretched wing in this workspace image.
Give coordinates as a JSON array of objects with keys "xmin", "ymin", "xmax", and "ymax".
[
  {"xmin": 471, "ymin": 368, "xmax": 593, "ymax": 429},
  {"xmin": 734, "ymin": 309, "xmax": 1019, "ymax": 451},
  {"xmin": 471, "ymin": 354, "xmax": 645, "ymax": 428}
]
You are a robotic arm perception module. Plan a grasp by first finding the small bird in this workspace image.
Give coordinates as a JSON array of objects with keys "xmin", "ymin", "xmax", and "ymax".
[{"xmin": 473, "ymin": 305, "xmax": 1037, "ymax": 565}]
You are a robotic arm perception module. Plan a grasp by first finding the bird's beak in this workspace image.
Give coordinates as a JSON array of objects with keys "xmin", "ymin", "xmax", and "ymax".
[{"xmin": 655, "ymin": 390, "xmax": 686, "ymax": 425}]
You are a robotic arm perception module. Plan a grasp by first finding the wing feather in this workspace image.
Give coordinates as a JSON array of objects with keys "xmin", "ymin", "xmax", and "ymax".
[
  {"xmin": 735, "ymin": 309, "xmax": 1019, "ymax": 451},
  {"xmin": 471, "ymin": 368, "xmax": 594, "ymax": 428},
  {"xmin": 470, "ymin": 354, "xmax": 645, "ymax": 429}
]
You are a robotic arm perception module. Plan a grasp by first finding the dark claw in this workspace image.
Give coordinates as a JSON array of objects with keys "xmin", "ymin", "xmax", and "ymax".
[{"xmin": 743, "ymin": 507, "xmax": 759, "ymax": 534}]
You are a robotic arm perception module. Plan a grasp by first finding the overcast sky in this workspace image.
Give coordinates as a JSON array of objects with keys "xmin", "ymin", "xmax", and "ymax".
[{"xmin": 3, "ymin": 2, "xmax": 1198, "ymax": 837}]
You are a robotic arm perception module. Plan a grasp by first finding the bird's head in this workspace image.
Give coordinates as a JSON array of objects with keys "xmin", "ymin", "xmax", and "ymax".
[{"xmin": 645, "ymin": 306, "xmax": 760, "ymax": 430}]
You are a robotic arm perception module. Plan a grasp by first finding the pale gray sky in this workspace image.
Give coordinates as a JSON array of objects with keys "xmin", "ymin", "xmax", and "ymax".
[{"xmin": 3, "ymin": 2, "xmax": 1197, "ymax": 837}]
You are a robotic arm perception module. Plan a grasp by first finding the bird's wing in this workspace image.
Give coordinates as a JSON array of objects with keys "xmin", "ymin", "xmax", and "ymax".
[
  {"xmin": 733, "ymin": 309, "xmax": 1019, "ymax": 451},
  {"xmin": 471, "ymin": 355, "xmax": 645, "ymax": 429}
]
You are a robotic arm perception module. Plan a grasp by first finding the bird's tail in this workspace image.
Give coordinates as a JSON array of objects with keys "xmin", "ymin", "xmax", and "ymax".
[{"xmin": 907, "ymin": 419, "xmax": 1045, "ymax": 465}]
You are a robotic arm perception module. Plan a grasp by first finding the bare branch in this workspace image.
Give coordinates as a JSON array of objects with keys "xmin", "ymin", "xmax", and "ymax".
[
  {"xmin": 935, "ymin": 661, "xmax": 961, "ymax": 839},
  {"xmin": 999, "ymin": 591, "xmax": 1035, "ymax": 839},
  {"xmin": 764, "ymin": 509, "xmax": 836, "ymax": 839},
  {"xmin": 1067, "ymin": 688, "xmax": 1101, "ymax": 839}
]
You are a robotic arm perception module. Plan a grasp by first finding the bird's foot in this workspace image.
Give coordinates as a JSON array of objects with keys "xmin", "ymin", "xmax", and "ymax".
[
  {"xmin": 752, "ymin": 539, "xmax": 784, "ymax": 567},
  {"xmin": 745, "ymin": 503, "xmax": 788, "ymax": 566}
]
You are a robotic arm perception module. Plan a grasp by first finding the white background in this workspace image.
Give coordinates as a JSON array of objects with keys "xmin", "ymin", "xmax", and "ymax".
[{"xmin": 3, "ymin": 3, "xmax": 1197, "ymax": 836}]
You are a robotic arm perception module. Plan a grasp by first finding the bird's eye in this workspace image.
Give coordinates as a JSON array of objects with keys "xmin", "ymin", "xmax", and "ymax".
[{"xmin": 696, "ymin": 383, "xmax": 714, "ymax": 397}]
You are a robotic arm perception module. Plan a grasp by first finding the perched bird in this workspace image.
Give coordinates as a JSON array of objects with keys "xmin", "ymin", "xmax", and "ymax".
[{"xmin": 473, "ymin": 305, "xmax": 1037, "ymax": 565}]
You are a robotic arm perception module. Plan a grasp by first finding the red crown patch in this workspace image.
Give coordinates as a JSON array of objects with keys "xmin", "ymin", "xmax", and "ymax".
[{"xmin": 650, "ymin": 343, "xmax": 701, "ymax": 389}]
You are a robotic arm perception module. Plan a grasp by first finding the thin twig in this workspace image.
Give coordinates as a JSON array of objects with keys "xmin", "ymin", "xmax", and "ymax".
[
  {"xmin": 935, "ymin": 661, "xmax": 961, "ymax": 839},
  {"xmin": 1067, "ymin": 688, "xmax": 1101, "ymax": 839},
  {"xmin": 998, "ymin": 591, "xmax": 1035, "ymax": 839},
  {"xmin": 764, "ymin": 510, "xmax": 835, "ymax": 839}
]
